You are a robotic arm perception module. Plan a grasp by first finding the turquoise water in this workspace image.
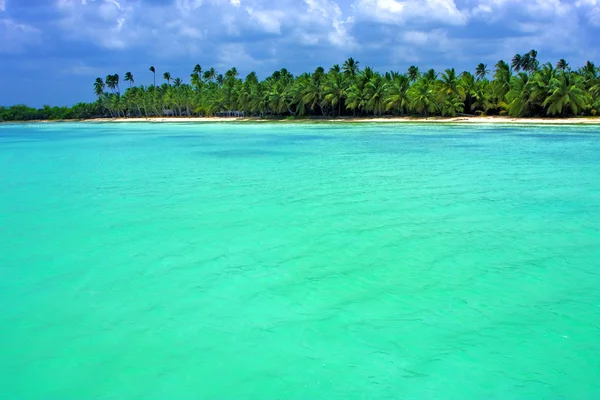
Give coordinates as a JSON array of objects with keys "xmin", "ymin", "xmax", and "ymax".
[{"xmin": 1, "ymin": 122, "xmax": 600, "ymax": 399}]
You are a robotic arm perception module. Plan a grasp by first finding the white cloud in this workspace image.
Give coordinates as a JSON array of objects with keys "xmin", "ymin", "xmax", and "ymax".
[
  {"xmin": 309, "ymin": 0, "xmax": 355, "ymax": 48},
  {"xmin": 245, "ymin": 8, "xmax": 283, "ymax": 34},
  {"xmin": 574, "ymin": 0, "xmax": 600, "ymax": 25},
  {"xmin": 0, "ymin": 18, "xmax": 42, "ymax": 54},
  {"xmin": 42, "ymin": 0, "xmax": 600, "ymax": 77},
  {"xmin": 0, "ymin": 0, "xmax": 5, "ymax": 12},
  {"xmin": 354, "ymin": 0, "xmax": 468, "ymax": 25},
  {"xmin": 67, "ymin": 62, "xmax": 104, "ymax": 76},
  {"xmin": 176, "ymin": 0, "xmax": 203, "ymax": 11}
]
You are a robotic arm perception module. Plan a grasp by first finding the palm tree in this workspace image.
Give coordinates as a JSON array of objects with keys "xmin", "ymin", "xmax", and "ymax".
[
  {"xmin": 440, "ymin": 95, "xmax": 464, "ymax": 117},
  {"xmin": 268, "ymin": 81, "xmax": 288, "ymax": 115},
  {"xmin": 529, "ymin": 62, "xmax": 556, "ymax": 108},
  {"xmin": 505, "ymin": 72, "xmax": 535, "ymax": 117},
  {"xmin": 105, "ymin": 74, "xmax": 116, "ymax": 94},
  {"xmin": 342, "ymin": 58, "xmax": 360, "ymax": 77},
  {"xmin": 472, "ymin": 79, "xmax": 494, "ymax": 114},
  {"xmin": 579, "ymin": 61, "xmax": 597, "ymax": 83},
  {"xmin": 511, "ymin": 54, "xmax": 523, "ymax": 72},
  {"xmin": 408, "ymin": 66, "xmax": 420, "ymax": 83},
  {"xmin": 113, "ymin": 74, "xmax": 120, "ymax": 95},
  {"xmin": 323, "ymin": 69, "xmax": 346, "ymax": 116},
  {"xmin": 124, "ymin": 72, "xmax": 134, "ymax": 88},
  {"xmin": 149, "ymin": 66, "xmax": 156, "ymax": 87},
  {"xmin": 475, "ymin": 63, "xmax": 489, "ymax": 81},
  {"xmin": 94, "ymin": 77, "xmax": 105, "ymax": 98},
  {"xmin": 80, "ymin": 53, "xmax": 600, "ymax": 121},
  {"xmin": 203, "ymin": 67, "xmax": 216, "ymax": 82},
  {"xmin": 526, "ymin": 49, "xmax": 539, "ymax": 73},
  {"xmin": 345, "ymin": 80, "xmax": 368, "ymax": 116},
  {"xmin": 440, "ymin": 68, "xmax": 464, "ymax": 100},
  {"xmin": 385, "ymin": 74, "xmax": 410, "ymax": 115},
  {"xmin": 492, "ymin": 60, "xmax": 512, "ymax": 107},
  {"xmin": 423, "ymin": 69, "xmax": 438, "ymax": 82},
  {"xmin": 365, "ymin": 74, "xmax": 386, "ymax": 116},
  {"xmin": 544, "ymin": 71, "xmax": 591, "ymax": 116},
  {"xmin": 409, "ymin": 78, "xmax": 437, "ymax": 117},
  {"xmin": 190, "ymin": 73, "xmax": 202, "ymax": 90},
  {"xmin": 301, "ymin": 74, "xmax": 325, "ymax": 115},
  {"xmin": 460, "ymin": 72, "xmax": 477, "ymax": 114},
  {"xmin": 163, "ymin": 72, "xmax": 171, "ymax": 85},
  {"xmin": 556, "ymin": 59, "xmax": 569, "ymax": 71}
]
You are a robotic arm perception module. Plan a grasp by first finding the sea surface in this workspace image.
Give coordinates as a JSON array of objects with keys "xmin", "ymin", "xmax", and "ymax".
[{"xmin": 1, "ymin": 122, "xmax": 600, "ymax": 399}]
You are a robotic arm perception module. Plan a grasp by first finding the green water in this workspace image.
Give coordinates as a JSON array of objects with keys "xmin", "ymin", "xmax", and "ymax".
[{"xmin": 1, "ymin": 123, "xmax": 599, "ymax": 399}]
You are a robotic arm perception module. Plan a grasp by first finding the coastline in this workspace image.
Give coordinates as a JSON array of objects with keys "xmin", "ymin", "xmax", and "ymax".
[
  {"xmin": 4, "ymin": 116, "xmax": 600, "ymax": 125},
  {"xmin": 80, "ymin": 116, "xmax": 600, "ymax": 124}
]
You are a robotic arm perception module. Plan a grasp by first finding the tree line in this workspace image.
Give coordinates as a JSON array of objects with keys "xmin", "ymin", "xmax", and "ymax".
[{"xmin": 2, "ymin": 50, "xmax": 600, "ymax": 121}]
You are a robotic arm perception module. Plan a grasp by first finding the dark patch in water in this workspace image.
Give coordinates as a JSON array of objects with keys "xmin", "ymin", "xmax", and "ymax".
[
  {"xmin": 512, "ymin": 133, "xmax": 594, "ymax": 141},
  {"xmin": 259, "ymin": 134, "xmax": 332, "ymax": 145},
  {"xmin": 451, "ymin": 143, "xmax": 487, "ymax": 148},
  {"xmin": 199, "ymin": 148, "xmax": 304, "ymax": 158},
  {"xmin": 160, "ymin": 134, "xmax": 213, "ymax": 140},
  {"xmin": 0, "ymin": 139, "xmax": 38, "ymax": 144}
]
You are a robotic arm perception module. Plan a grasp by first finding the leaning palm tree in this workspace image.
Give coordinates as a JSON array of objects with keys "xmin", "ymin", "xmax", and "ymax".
[
  {"xmin": 149, "ymin": 66, "xmax": 156, "ymax": 87},
  {"xmin": 94, "ymin": 77, "xmax": 105, "ymax": 98},
  {"xmin": 511, "ymin": 54, "xmax": 523, "ymax": 72},
  {"xmin": 105, "ymin": 74, "xmax": 116, "ymax": 93},
  {"xmin": 163, "ymin": 72, "xmax": 171, "ymax": 85},
  {"xmin": 124, "ymin": 72, "xmax": 134, "ymax": 88},
  {"xmin": 475, "ymin": 63, "xmax": 489, "ymax": 81},
  {"xmin": 113, "ymin": 74, "xmax": 120, "ymax": 95}
]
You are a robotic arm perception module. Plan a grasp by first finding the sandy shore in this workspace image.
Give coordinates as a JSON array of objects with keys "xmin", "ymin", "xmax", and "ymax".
[{"xmin": 74, "ymin": 116, "xmax": 600, "ymax": 124}]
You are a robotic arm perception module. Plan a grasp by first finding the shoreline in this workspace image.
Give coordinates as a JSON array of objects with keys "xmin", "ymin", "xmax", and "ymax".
[{"xmin": 4, "ymin": 116, "xmax": 600, "ymax": 125}]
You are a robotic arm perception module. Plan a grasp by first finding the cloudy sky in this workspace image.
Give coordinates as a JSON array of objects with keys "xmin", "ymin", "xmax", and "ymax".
[{"xmin": 1, "ymin": 0, "xmax": 600, "ymax": 106}]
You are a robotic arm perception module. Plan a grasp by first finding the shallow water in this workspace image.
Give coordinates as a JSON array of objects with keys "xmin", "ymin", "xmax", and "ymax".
[{"xmin": 1, "ymin": 122, "xmax": 599, "ymax": 399}]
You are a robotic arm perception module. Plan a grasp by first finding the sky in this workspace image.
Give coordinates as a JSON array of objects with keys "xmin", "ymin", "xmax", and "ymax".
[{"xmin": 1, "ymin": 0, "xmax": 600, "ymax": 106}]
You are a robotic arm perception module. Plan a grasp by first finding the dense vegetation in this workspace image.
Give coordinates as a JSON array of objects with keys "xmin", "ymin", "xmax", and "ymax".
[{"xmin": 2, "ymin": 50, "xmax": 600, "ymax": 121}]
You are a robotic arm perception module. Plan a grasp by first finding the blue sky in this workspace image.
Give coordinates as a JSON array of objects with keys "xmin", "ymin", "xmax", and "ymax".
[{"xmin": 1, "ymin": 0, "xmax": 600, "ymax": 106}]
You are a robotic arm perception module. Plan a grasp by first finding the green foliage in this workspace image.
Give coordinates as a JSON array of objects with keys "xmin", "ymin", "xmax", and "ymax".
[{"xmin": 3, "ymin": 50, "xmax": 600, "ymax": 122}]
